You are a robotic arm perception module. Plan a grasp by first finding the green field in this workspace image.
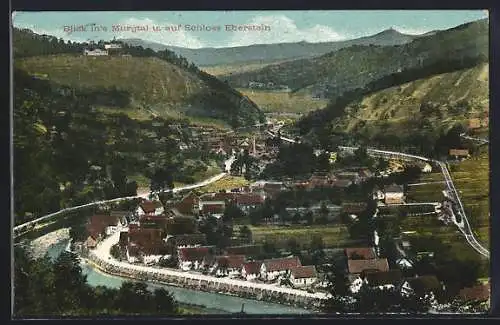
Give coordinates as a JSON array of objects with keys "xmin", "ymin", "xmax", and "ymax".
[
  {"xmin": 237, "ymin": 88, "xmax": 329, "ymax": 113},
  {"xmin": 196, "ymin": 176, "xmax": 250, "ymax": 194},
  {"xmin": 405, "ymin": 151, "xmax": 490, "ymax": 251},
  {"xmin": 247, "ymin": 224, "xmax": 360, "ymax": 249}
]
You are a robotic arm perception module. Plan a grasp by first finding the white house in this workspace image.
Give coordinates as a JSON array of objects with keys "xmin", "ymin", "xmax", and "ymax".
[
  {"xmin": 384, "ymin": 184, "xmax": 405, "ymax": 205},
  {"xmin": 422, "ymin": 163, "xmax": 432, "ymax": 173},
  {"xmin": 178, "ymin": 247, "xmax": 210, "ymax": 271},
  {"xmin": 104, "ymin": 43, "xmax": 122, "ymax": 50},
  {"xmin": 350, "ymin": 276, "xmax": 364, "ymax": 294},
  {"xmin": 290, "ymin": 265, "xmax": 318, "ymax": 287},
  {"xmin": 260, "ymin": 256, "xmax": 301, "ymax": 281},
  {"xmin": 396, "ymin": 257, "xmax": 414, "ymax": 269},
  {"xmin": 143, "ymin": 254, "xmax": 163, "ymax": 266},
  {"xmin": 83, "ymin": 48, "xmax": 108, "ymax": 56}
]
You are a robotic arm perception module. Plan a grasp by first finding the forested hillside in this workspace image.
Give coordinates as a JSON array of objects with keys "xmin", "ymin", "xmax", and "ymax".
[
  {"xmin": 13, "ymin": 69, "xmax": 223, "ymax": 224},
  {"xmin": 13, "ymin": 28, "xmax": 264, "ymax": 128},
  {"xmin": 225, "ymin": 19, "xmax": 487, "ymax": 100}
]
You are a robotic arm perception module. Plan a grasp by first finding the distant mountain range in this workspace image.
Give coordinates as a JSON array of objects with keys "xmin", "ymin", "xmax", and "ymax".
[
  {"xmin": 224, "ymin": 19, "xmax": 488, "ymax": 98},
  {"xmin": 120, "ymin": 28, "xmax": 423, "ymax": 67}
]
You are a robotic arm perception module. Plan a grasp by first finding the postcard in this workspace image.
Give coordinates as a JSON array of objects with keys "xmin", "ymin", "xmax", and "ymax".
[{"xmin": 11, "ymin": 10, "xmax": 490, "ymax": 317}]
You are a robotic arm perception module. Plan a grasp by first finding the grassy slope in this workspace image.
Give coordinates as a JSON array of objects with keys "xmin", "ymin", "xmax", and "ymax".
[
  {"xmin": 201, "ymin": 60, "xmax": 291, "ymax": 76},
  {"xmin": 225, "ymin": 19, "xmax": 487, "ymax": 96},
  {"xmin": 340, "ymin": 63, "xmax": 489, "ymax": 135},
  {"xmin": 236, "ymin": 88, "xmax": 329, "ymax": 113},
  {"xmin": 14, "ymin": 55, "xmax": 258, "ymax": 127}
]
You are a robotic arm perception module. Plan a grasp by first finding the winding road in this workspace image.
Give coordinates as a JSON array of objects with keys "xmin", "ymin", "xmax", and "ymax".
[
  {"xmin": 13, "ymin": 156, "xmax": 235, "ymax": 237},
  {"xmin": 267, "ymin": 130, "xmax": 489, "ymax": 259}
]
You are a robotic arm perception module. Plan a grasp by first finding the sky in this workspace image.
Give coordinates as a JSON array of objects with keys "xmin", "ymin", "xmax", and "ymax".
[{"xmin": 12, "ymin": 10, "xmax": 488, "ymax": 49}]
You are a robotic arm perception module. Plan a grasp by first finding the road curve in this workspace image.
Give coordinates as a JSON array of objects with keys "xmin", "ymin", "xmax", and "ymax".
[
  {"xmin": 336, "ymin": 146, "xmax": 489, "ymax": 259},
  {"xmin": 13, "ymin": 156, "xmax": 236, "ymax": 235}
]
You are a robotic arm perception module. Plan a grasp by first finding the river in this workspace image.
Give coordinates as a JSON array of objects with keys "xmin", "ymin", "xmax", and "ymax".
[{"xmin": 46, "ymin": 240, "xmax": 313, "ymax": 315}]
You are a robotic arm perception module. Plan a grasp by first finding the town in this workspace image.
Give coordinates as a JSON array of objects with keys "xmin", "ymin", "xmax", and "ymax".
[{"xmin": 70, "ymin": 120, "xmax": 489, "ymax": 310}]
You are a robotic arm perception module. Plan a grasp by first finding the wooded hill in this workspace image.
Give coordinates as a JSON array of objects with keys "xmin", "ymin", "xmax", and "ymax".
[
  {"xmin": 224, "ymin": 19, "xmax": 487, "ymax": 100},
  {"xmin": 13, "ymin": 28, "xmax": 264, "ymax": 128}
]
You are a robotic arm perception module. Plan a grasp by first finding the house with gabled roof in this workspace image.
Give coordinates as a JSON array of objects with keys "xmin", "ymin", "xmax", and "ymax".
[
  {"xmin": 174, "ymin": 191, "xmax": 200, "ymax": 216},
  {"xmin": 290, "ymin": 265, "xmax": 318, "ymax": 287},
  {"xmin": 236, "ymin": 193, "xmax": 265, "ymax": 212},
  {"xmin": 86, "ymin": 214, "xmax": 122, "ymax": 239},
  {"xmin": 178, "ymin": 246, "xmax": 212, "ymax": 271},
  {"xmin": 260, "ymin": 256, "xmax": 302, "ymax": 281},
  {"xmin": 384, "ymin": 184, "xmax": 405, "ymax": 205},
  {"xmin": 212, "ymin": 255, "xmax": 246, "ymax": 277},
  {"xmin": 345, "ymin": 247, "xmax": 377, "ymax": 260},
  {"xmin": 199, "ymin": 200, "xmax": 226, "ymax": 216},
  {"xmin": 457, "ymin": 282, "xmax": 490, "ymax": 303},
  {"xmin": 362, "ymin": 269, "xmax": 403, "ymax": 291},
  {"xmin": 241, "ymin": 261, "xmax": 263, "ymax": 281},
  {"xmin": 137, "ymin": 199, "xmax": 164, "ymax": 216},
  {"xmin": 400, "ymin": 275, "xmax": 444, "ymax": 298}
]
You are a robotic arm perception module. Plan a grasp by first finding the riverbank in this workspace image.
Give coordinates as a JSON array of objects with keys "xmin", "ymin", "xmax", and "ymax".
[
  {"xmin": 85, "ymin": 231, "xmax": 326, "ymax": 311},
  {"xmin": 29, "ymin": 228, "xmax": 70, "ymax": 259}
]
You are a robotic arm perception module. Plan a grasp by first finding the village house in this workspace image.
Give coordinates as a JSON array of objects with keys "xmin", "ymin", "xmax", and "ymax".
[
  {"xmin": 263, "ymin": 182, "xmax": 285, "ymax": 200},
  {"xmin": 83, "ymin": 48, "xmax": 108, "ymax": 56},
  {"xmin": 345, "ymin": 247, "xmax": 377, "ymax": 260},
  {"xmin": 290, "ymin": 265, "xmax": 318, "ymax": 287},
  {"xmin": 136, "ymin": 200, "xmax": 164, "ymax": 216},
  {"xmin": 457, "ymin": 282, "xmax": 490, "ymax": 303},
  {"xmin": 178, "ymin": 246, "xmax": 211, "ymax": 271},
  {"xmin": 236, "ymin": 193, "xmax": 265, "ymax": 212},
  {"xmin": 139, "ymin": 214, "xmax": 170, "ymax": 230},
  {"xmin": 347, "ymin": 258, "xmax": 389, "ymax": 281},
  {"xmin": 164, "ymin": 215, "xmax": 198, "ymax": 235},
  {"xmin": 400, "ymin": 275, "xmax": 444, "ymax": 298},
  {"xmin": 449, "ymin": 149, "xmax": 470, "ymax": 160},
  {"xmin": 174, "ymin": 192, "xmax": 200, "ymax": 216},
  {"xmin": 85, "ymin": 214, "xmax": 123, "ymax": 244},
  {"xmin": 362, "ymin": 269, "xmax": 404, "ymax": 291},
  {"xmin": 211, "ymin": 255, "xmax": 246, "ymax": 277},
  {"xmin": 199, "ymin": 200, "xmax": 226, "ymax": 216},
  {"xmin": 384, "ymin": 184, "xmax": 405, "ymax": 205},
  {"xmin": 241, "ymin": 261, "xmax": 263, "ymax": 281},
  {"xmin": 260, "ymin": 256, "xmax": 302, "ymax": 281}
]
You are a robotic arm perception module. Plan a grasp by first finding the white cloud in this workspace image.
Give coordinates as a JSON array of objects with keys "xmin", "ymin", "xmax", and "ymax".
[
  {"xmin": 111, "ymin": 17, "xmax": 205, "ymax": 48},
  {"xmin": 392, "ymin": 26, "xmax": 431, "ymax": 35},
  {"xmin": 226, "ymin": 15, "xmax": 348, "ymax": 47}
]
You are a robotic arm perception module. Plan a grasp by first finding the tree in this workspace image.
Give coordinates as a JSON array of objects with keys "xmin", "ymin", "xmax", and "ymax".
[
  {"xmin": 239, "ymin": 225, "xmax": 253, "ymax": 243},
  {"xmin": 110, "ymin": 244, "xmax": 121, "ymax": 260},
  {"xmin": 153, "ymin": 288, "xmax": 176, "ymax": 314}
]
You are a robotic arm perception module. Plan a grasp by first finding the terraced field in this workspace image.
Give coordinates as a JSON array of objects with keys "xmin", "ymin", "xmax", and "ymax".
[{"xmin": 405, "ymin": 151, "xmax": 490, "ymax": 251}]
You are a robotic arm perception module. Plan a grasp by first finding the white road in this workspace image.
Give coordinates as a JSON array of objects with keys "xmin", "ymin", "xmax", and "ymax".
[
  {"xmin": 460, "ymin": 133, "xmax": 489, "ymax": 145},
  {"xmin": 91, "ymin": 230, "xmax": 327, "ymax": 300},
  {"xmin": 14, "ymin": 156, "xmax": 236, "ymax": 236},
  {"xmin": 337, "ymin": 146, "xmax": 489, "ymax": 259}
]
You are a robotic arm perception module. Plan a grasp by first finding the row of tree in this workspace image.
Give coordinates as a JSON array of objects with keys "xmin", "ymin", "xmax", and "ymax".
[{"xmin": 14, "ymin": 248, "xmax": 178, "ymax": 316}]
